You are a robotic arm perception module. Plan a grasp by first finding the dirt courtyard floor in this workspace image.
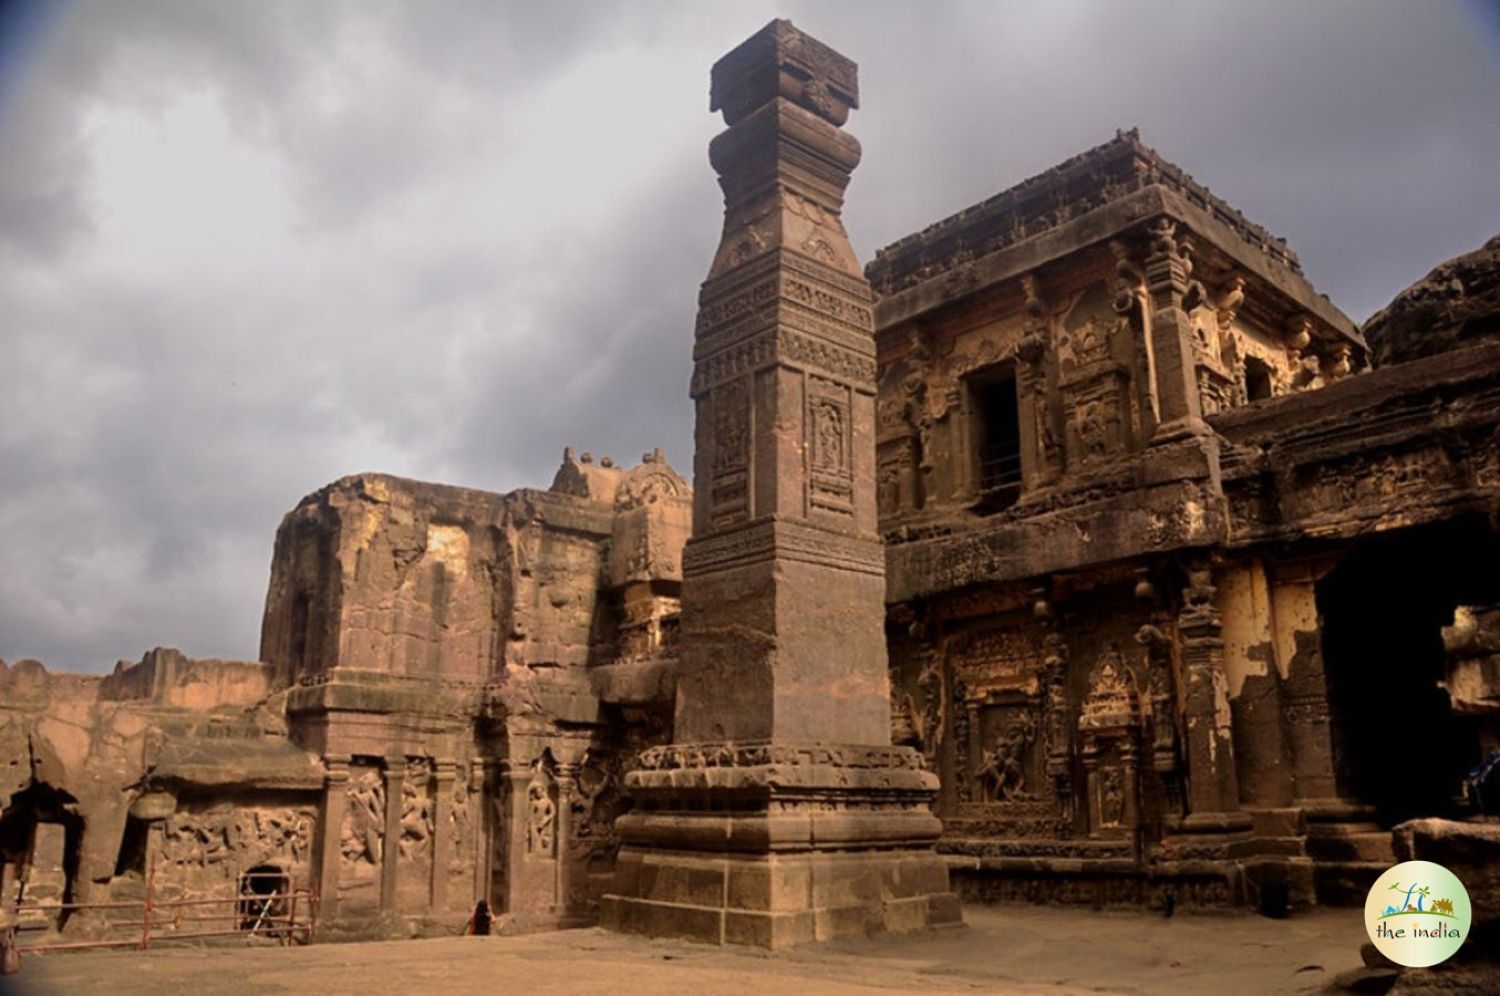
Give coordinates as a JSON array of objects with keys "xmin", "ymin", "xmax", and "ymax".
[{"xmin": 4, "ymin": 903, "xmax": 1370, "ymax": 996}]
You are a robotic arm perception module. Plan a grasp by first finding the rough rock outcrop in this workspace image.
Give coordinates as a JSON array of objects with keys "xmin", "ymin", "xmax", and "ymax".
[{"xmin": 1365, "ymin": 234, "xmax": 1500, "ymax": 366}]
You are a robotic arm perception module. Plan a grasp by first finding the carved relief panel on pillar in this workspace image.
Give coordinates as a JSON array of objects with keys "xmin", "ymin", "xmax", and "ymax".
[
  {"xmin": 709, "ymin": 377, "xmax": 751, "ymax": 528},
  {"xmin": 807, "ymin": 376, "xmax": 854, "ymax": 517},
  {"xmin": 340, "ymin": 763, "xmax": 385, "ymax": 890}
]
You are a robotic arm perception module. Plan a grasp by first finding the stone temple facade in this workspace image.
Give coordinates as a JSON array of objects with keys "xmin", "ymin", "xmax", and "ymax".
[{"xmin": 4, "ymin": 19, "xmax": 1500, "ymax": 954}]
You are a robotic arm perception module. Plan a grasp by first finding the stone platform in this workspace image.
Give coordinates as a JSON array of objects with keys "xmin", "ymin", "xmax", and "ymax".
[{"xmin": 601, "ymin": 743, "xmax": 961, "ymax": 947}]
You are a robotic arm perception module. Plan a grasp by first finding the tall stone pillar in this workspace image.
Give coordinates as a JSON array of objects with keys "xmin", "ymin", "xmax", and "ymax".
[
  {"xmin": 1177, "ymin": 568, "xmax": 1248, "ymax": 830},
  {"xmin": 313, "ymin": 756, "xmax": 349, "ymax": 919},
  {"xmin": 380, "ymin": 758, "xmax": 405, "ymax": 910},
  {"xmin": 430, "ymin": 760, "xmax": 456, "ymax": 912},
  {"xmin": 602, "ymin": 19, "xmax": 959, "ymax": 949}
]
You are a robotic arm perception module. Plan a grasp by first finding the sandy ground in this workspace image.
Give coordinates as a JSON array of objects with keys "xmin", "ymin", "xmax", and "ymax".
[{"xmin": 3, "ymin": 904, "xmax": 1368, "ymax": 996}]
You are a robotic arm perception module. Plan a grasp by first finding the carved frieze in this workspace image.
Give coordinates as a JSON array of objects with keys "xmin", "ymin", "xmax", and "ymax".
[{"xmin": 162, "ymin": 806, "xmax": 314, "ymax": 871}]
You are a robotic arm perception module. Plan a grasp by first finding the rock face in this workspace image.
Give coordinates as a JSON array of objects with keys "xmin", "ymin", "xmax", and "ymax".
[
  {"xmin": 1365, "ymin": 234, "xmax": 1500, "ymax": 367},
  {"xmin": 1386, "ymin": 819, "xmax": 1500, "ymax": 993},
  {"xmin": 1, "ymin": 450, "xmax": 690, "ymax": 942},
  {"xmin": 599, "ymin": 20, "xmax": 960, "ymax": 949}
]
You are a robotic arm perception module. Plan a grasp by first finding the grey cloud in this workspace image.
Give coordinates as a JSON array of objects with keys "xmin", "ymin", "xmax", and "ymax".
[{"xmin": 2, "ymin": 1, "xmax": 1497, "ymax": 671}]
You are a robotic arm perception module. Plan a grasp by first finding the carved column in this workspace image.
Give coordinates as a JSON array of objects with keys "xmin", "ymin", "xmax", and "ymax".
[
  {"xmin": 554, "ymin": 760, "xmax": 577, "ymax": 920},
  {"xmin": 470, "ymin": 758, "xmax": 489, "ymax": 908},
  {"xmin": 1040, "ymin": 620, "xmax": 1074, "ymax": 824},
  {"xmin": 313, "ymin": 755, "xmax": 349, "ymax": 919},
  {"xmin": 380, "ymin": 758, "xmax": 405, "ymax": 911},
  {"xmin": 430, "ymin": 760, "xmax": 456, "ymax": 912},
  {"xmin": 603, "ymin": 19, "xmax": 958, "ymax": 949},
  {"xmin": 1014, "ymin": 275, "xmax": 1059, "ymax": 489},
  {"xmin": 1143, "ymin": 219, "xmax": 1207, "ymax": 440},
  {"xmin": 1178, "ymin": 568, "xmax": 1243, "ymax": 824},
  {"xmin": 1271, "ymin": 565, "xmax": 1340, "ymax": 803}
]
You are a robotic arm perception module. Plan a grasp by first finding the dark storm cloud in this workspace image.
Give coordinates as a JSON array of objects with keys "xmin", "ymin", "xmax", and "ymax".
[{"xmin": 1, "ymin": 1, "xmax": 1496, "ymax": 672}]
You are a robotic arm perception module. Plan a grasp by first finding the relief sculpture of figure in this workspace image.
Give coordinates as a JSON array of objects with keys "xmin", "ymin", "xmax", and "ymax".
[
  {"xmin": 977, "ymin": 713, "xmax": 1035, "ymax": 802},
  {"xmin": 399, "ymin": 777, "xmax": 432, "ymax": 860},
  {"xmin": 527, "ymin": 772, "xmax": 556, "ymax": 858},
  {"xmin": 342, "ymin": 770, "xmax": 384, "ymax": 866}
]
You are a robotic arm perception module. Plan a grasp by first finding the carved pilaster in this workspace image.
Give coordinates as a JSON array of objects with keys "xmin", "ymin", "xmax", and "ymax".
[
  {"xmin": 380, "ymin": 758, "xmax": 405, "ymax": 910},
  {"xmin": 1143, "ymin": 218, "xmax": 1207, "ymax": 439},
  {"xmin": 314, "ymin": 755, "xmax": 349, "ymax": 920},
  {"xmin": 1177, "ymin": 567, "xmax": 1241, "ymax": 820},
  {"xmin": 430, "ymin": 760, "xmax": 456, "ymax": 912},
  {"xmin": 1014, "ymin": 273, "xmax": 1060, "ymax": 488}
]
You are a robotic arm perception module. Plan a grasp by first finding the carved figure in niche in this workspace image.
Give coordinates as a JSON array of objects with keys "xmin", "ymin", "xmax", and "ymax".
[
  {"xmin": 526, "ymin": 766, "xmax": 556, "ymax": 858},
  {"xmin": 714, "ymin": 380, "xmax": 748, "ymax": 472},
  {"xmin": 877, "ymin": 460, "xmax": 902, "ymax": 518},
  {"xmin": 399, "ymin": 769, "xmax": 433, "ymax": 860},
  {"xmin": 977, "ymin": 713, "xmax": 1036, "ymax": 802},
  {"xmin": 812, "ymin": 400, "xmax": 846, "ymax": 471},
  {"xmin": 1077, "ymin": 400, "xmax": 1109, "ymax": 456},
  {"xmin": 342, "ymin": 769, "xmax": 384, "ymax": 866},
  {"xmin": 449, "ymin": 772, "xmax": 472, "ymax": 863},
  {"xmin": 901, "ymin": 329, "xmax": 935, "ymax": 480},
  {"xmin": 916, "ymin": 655, "xmax": 945, "ymax": 766},
  {"xmin": 1100, "ymin": 767, "xmax": 1125, "ymax": 827},
  {"xmin": 890, "ymin": 663, "xmax": 920, "ymax": 748}
]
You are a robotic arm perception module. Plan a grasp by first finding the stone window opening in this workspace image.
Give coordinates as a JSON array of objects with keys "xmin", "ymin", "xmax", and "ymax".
[
  {"xmin": 1244, "ymin": 356, "xmax": 1274, "ymax": 402},
  {"xmin": 970, "ymin": 366, "xmax": 1023, "ymax": 508}
]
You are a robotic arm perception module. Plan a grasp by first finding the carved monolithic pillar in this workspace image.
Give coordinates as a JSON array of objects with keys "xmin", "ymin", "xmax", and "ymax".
[
  {"xmin": 1177, "ymin": 568, "xmax": 1248, "ymax": 832},
  {"xmin": 380, "ymin": 758, "xmax": 405, "ymax": 910},
  {"xmin": 430, "ymin": 760, "xmax": 456, "ymax": 912},
  {"xmin": 602, "ymin": 20, "xmax": 959, "ymax": 949},
  {"xmin": 314, "ymin": 755, "xmax": 349, "ymax": 919}
]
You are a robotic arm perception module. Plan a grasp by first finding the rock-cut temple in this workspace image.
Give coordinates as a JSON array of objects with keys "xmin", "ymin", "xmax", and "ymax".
[{"xmin": 4, "ymin": 19, "xmax": 1500, "ymax": 960}]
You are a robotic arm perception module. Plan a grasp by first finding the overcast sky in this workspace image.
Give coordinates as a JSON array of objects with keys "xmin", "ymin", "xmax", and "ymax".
[{"xmin": 2, "ymin": 0, "xmax": 1498, "ymax": 673}]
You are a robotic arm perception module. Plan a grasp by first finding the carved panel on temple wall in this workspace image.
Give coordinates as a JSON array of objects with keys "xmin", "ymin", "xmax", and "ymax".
[
  {"xmin": 1056, "ymin": 283, "xmax": 1137, "ymax": 469},
  {"xmin": 1078, "ymin": 644, "xmax": 1144, "ymax": 841},
  {"xmin": 158, "ymin": 801, "xmax": 316, "ymax": 894},
  {"xmin": 525, "ymin": 758, "xmax": 558, "ymax": 860},
  {"xmin": 907, "ymin": 581, "xmax": 1187, "ymax": 853},
  {"xmin": 938, "ymin": 620, "xmax": 1064, "ymax": 839},
  {"xmin": 398, "ymin": 758, "xmax": 434, "ymax": 862},
  {"xmin": 340, "ymin": 764, "xmax": 384, "ymax": 880}
]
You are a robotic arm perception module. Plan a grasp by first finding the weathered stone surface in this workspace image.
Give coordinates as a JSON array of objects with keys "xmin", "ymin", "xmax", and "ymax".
[{"xmin": 1365, "ymin": 234, "xmax": 1500, "ymax": 367}]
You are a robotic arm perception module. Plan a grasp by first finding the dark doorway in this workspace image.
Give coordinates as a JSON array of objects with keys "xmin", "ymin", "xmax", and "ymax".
[
  {"xmin": 1318, "ymin": 514, "xmax": 1500, "ymax": 824},
  {"xmin": 972, "ymin": 368, "xmax": 1022, "ymax": 509}
]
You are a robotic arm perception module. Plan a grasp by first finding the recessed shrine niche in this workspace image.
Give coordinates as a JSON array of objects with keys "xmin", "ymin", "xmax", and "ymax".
[
  {"xmin": 1077, "ymin": 644, "xmax": 1144, "ymax": 843},
  {"xmin": 946, "ymin": 624, "xmax": 1064, "ymax": 840}
]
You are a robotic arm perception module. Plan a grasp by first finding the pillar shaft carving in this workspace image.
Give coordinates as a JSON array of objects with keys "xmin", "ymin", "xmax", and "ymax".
[{"xmin": 1177, "ymin": 568, "xmax": 1241, "ymax": 819}]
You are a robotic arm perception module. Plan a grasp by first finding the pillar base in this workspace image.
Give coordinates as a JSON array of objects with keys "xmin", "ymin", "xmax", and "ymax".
[{"xmin": 601, "ymin": 742, "xmax": 962, "ymax": 948}]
